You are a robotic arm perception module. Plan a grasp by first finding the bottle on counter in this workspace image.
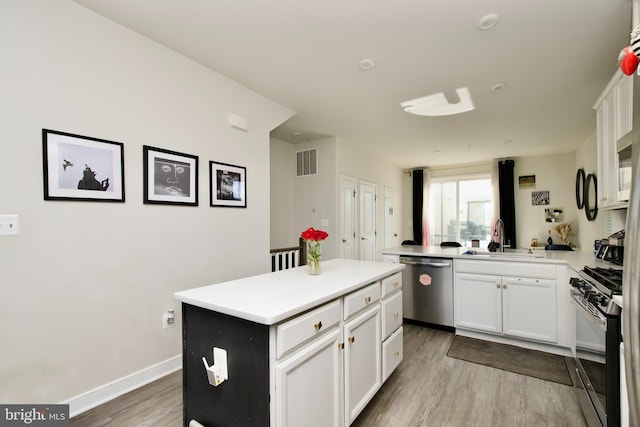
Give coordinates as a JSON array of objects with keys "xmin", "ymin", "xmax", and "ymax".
[{"xmin": 547, "ymin": 230, "xmax": 553, "ymax": 247}]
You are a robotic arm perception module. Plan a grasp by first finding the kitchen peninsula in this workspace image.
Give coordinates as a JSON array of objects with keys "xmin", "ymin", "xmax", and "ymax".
[
  {"xmin": 383, "ymin": 245, "xmax": 619, "ymax": 357},
  {"xmin": 174, "ymin": 259, "xmax": 404, "ymax": 427}
]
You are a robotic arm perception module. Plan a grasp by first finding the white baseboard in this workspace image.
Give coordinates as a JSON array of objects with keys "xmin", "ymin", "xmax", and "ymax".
[{"xmin": 64, "ymin": 354, "xmax": 182, "ymax": 418}]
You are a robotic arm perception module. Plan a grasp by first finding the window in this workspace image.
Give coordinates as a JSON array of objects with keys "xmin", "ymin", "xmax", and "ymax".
[{"xmin": 429, "ymin": 175, "xmax": 493, "ymax": 247}]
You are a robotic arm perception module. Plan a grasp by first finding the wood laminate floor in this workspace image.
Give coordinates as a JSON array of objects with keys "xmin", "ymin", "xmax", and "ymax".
[{"xmin": 70, "ymin": 324, "xmax": 587, "ymax": 427}]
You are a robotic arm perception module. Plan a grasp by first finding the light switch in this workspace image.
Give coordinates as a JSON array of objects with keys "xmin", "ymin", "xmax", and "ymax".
[{"xmin": 0, "ymin": 215, "xmax": 19, "ymax": 236}]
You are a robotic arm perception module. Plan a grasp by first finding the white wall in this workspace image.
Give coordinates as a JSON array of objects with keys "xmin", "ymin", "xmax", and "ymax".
[
  {"xmin": 514, "ymin": 153, "xmax": 579, "ymax": 248},
  {"xmin": 0, "ymin": 0, "xmax": 292, "ymax": 410},
  {"xmin": 270, "ymin": 137, "xmax": 296, "ymax": 249},
  {"xmin": 293, "ymin": 138, "xmax": 338, "ymax": 260},
  {"xmin": 575, "ymin": 130, "xmax": 605, "ymax": 250}
]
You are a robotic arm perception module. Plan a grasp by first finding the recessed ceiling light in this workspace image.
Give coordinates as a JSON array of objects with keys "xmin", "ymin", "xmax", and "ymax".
[
  {"xmin": 491, "ymin": 82, "xmax": 507, "ymax": 92},
  {"xmin": 359, "ymin": 58, "xmax": 375, "ymax": 70},
  {"xmin": 433, "ymin": 150, "xmax": 441, "ymax": 154},
  {"xmin": 478, "ymin": 13, "xmax": 499, "ymax": 30},
  {"xmin": 292, "ymin": 132, "xmax": 302, "ymax": 137},
  {"xmin": 504, "ymin": 139, "xmax": 512, "ymax": 144}
]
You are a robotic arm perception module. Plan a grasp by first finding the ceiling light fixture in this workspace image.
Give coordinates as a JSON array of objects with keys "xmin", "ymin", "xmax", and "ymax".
[
  {"xmin": 400, "ymin": 87, "xmax": 474, "ymax": 116},
  {"xmin": 491, "ymin": 82, "xmax": 507, "ymax": 92},
  {"xmin": 477, "ymin": 13, "xmax": 499, "ymax": 30},
  {"xmin": 359, "ymin": 58, "xmax": 375, "ymax": 70}
]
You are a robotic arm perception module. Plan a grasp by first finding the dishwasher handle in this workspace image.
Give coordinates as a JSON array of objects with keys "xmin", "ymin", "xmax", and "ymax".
[{"xmin": 400, "ymin": 258, "xmax": 451, "ymax": 268}]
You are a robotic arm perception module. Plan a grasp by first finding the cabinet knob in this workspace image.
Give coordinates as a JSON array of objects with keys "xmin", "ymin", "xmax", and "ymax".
[
  {"xmin": 496, "ymin": 283, "xmax": 501, "ymax": 288},
  {"xmin": 342, "ymin": 239, "xmax": 347, "ymax": 243},
  {"xmin": 503, "ymin": 284, "xmax": 507, "ymax": 289},
  {"xmin": 394, "ymin": 351, "xmax": 400, "ymax": 357},
  {"xmin": 394, "ymin": 312, "xmax": 399, "ymax": 319},
  {"xmin": 314, "ymin": 321, "xmax": 323, "ymax": 331},
  {"xmin": 348, "ymin": 336, "xmax": 355, "ymax": 343},
  {"xmin": 393, "ymin": 282, "xmax": 399, "ymax": 288},
  {"xmin": 365, "ymin": 296, "xmax": 371, "ymax": 304},
  {"xmin": 338, "ymin": 342, "xmax": 344, "ymax": 349}
]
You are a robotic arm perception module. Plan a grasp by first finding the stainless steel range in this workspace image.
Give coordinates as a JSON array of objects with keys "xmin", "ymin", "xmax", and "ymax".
[{"xmin": 570, "ymin": 266, "xmax": 622, "ymax": 427}]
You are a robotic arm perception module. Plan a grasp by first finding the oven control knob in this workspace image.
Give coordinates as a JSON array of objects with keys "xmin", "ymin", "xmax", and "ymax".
[{"xmin": 570, "ymin": 277, "xmax": 581, "ymax": 287}]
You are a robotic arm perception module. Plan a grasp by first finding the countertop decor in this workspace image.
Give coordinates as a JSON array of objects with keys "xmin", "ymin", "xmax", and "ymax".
[{"xmin": 301, "ymin": 227, "xmax": 328, "ymax": 275}]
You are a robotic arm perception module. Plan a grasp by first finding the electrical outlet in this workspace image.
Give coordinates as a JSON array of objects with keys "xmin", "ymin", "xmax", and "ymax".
[{"xmin": 162, "ymin": 309, "xmax": 175, "ymax": 329}]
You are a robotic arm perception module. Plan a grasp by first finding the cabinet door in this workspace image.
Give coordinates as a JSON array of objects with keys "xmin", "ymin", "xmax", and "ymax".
[
  {"xmin": 502, "ymin": 277, "xmax": 557, "ymax": 343},
  {"xmin": 344, "ymin": 305, "xmax": 381, "ymax": 425},
  {"xmin": 275, "ymin": 328, "xmax": 343, "ymax": 427},
  {"xmin": 614, "ymin": 73, "xmax": 633, "ymax": 141},
  {"xmin": 455, "ymin": 273, "xmax": 502, "ymax": 334}
]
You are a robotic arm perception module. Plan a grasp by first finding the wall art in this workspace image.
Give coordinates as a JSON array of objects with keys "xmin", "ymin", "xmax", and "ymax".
[
  {"xmin": 518, "ymin": 175, "xmax": 536, "ymax": 189},
  {"xmin": 545, "ymin": 207, "xmax": 564, "ymax": 223},
  {"xmin": 143, "ymin": 145, "xmax": 198, "ymax": 206},
  {"xmin": 531, "ymin": 190, "xmax": 550, "ymax": 206},
  {"xmin": 42, "ymin": 129, "xmax": 125, "ymax": 202},
  {"xmin": 210, "ymin": 161, "xmax": 246, "ymax": 208}
]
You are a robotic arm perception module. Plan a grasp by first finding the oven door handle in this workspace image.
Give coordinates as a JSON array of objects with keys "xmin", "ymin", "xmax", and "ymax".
[{"xmin": 570, "ymin": 293, "xmax": 606, "ymax": 329}]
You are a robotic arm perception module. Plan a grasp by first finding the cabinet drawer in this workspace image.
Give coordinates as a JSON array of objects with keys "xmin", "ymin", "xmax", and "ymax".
[
  {"xmin": 344, "ymin": 282, "xmax": 380, "ymax": 320},
  {"xmin": 382, "ymin": 326, "xmax": 403, "ymax": 381},
  {"xmin": 381, "ymin": 291, "xmax": 403, "ymax": 340},
  {"xmin": 277, "ymin": 300, "xmax": 341, "ymax": 359},
  {"xmin": 381, "ymin": 272, "xmax": 402, "ymax": 298}
]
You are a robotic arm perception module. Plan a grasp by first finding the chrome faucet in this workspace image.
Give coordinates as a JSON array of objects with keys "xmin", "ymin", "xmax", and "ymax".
[{"xmin": 494, "ymin": 219, "xmax": 505, "ymax": 252}]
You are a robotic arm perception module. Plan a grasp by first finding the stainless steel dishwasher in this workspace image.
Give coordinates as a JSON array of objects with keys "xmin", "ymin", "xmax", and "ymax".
[{"xmin": 399, "ymin": 256, "xmax": 454, "ymax": 328}]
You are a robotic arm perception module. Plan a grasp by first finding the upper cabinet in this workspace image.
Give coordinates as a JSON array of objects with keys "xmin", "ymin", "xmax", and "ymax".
[{"xmin": 594, "ymin": 69, "xmax": 633, "ymax": 208}]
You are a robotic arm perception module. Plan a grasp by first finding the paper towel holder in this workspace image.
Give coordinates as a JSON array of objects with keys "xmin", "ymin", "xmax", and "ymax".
[{"xmin": 202, "ymin": 347, "xmax": 228, "ymax": 386}]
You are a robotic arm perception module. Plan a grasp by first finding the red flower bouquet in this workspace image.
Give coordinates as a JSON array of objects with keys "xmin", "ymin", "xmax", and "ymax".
[{"xmin": 301, "ymin": 227, "xmax": 328, "ymax": 275}]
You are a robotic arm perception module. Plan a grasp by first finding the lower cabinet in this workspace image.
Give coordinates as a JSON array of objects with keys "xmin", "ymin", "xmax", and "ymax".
[
  {"xmin": 455, "ymin": 261, "xmax": 558, "ymax": 344},
  {"xmin": 275, "ymin": 328, "xmax": 343, "ymax": 427},
  {"xmin": 344, "ymin": 305, "xmax": 381, "ymax": 425},
  {"xmin": 274, "ymin": 275, "xmax": 402, "ymax": 427}
]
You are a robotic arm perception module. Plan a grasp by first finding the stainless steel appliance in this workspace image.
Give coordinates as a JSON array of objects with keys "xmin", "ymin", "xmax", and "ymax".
[
  {"xmin": 399, "ymin": 256, "xmax": 454, "ymax": 328},
  {"xmin": 570, "ymin": 267, "xmax": 622, "ymax": 427},
  {"xmin": 623, "ymin": 62, "xmax": 640, "ymax": 427}
]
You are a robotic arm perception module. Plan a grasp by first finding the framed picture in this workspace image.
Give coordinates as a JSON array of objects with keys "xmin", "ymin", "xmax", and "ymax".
[
  {"xmin": 519, "ymin": 175, "xmax": 536, "ymax": 189},
  {"xmin": 210, "ymin": 161, "xmax": 246, "ymax": 208},
  {"xmin": 143, "ymin": 145, "xmax": 198, "ymax": 206},
  {"xmin": 532, "ymin": 190, "xmax": 550, "ymax": 206},
  {"xmin": 42, "ymin": 129, "xmax": 125, "ymax": 202}
]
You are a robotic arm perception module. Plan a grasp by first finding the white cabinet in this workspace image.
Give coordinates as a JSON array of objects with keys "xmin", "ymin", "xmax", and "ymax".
[
  {"xmin": 594, "ymin": 69, "xmax": 633, "ymax": 208},
  {"xmin": 273, "ymin": 272, "xmax": 402, "ymax": 427},
  {"xmin": 502, "ymin": 277, "xmax": 557, "ymax": 343},
  {"xmin": 455, "ymin": 273, "xmax": 502, "ymax": 334},
  {"xmin": 275, "ymin": 328, "xmax": 343, "ymax": 427},
  {"xmin": 343, "ymin": 305, "xmax": 381, "ymax": 425},
  {"xmin": 455, "ymin": 261, "xmax": 558, "ymax": 344},
  {"xmin": 380, "ymin": 272, "xmax": 403, "ymax": 382}
]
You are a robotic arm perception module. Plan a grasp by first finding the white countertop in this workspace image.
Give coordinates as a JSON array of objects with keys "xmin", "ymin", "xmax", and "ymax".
[
  {"xmin": 382, "ymin": 245, "xmax": 622, "ymax": 273},
  {"xmin": 174, "ymin": 259, "xmax": 405, "ymax": 325}
]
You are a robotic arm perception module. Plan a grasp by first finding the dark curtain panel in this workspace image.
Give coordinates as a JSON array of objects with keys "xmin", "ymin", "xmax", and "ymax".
[
  {"xmin": 412, "ymin": 170, "xmax": 424, "ymax": 244},
  {"xmin": 498, "ymin": 160, "xmax": 516, "ymax": 249}
]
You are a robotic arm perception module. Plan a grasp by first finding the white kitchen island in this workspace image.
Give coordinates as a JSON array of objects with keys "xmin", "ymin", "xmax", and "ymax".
[{"xmin": 175, "ymin": 259, "xmax": 404, "ymax": 427}]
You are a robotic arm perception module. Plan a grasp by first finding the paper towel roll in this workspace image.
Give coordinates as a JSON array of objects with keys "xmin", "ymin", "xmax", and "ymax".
[{"xmin": 189, "ymin": 420, "xmax": 205, "ymax": 427}]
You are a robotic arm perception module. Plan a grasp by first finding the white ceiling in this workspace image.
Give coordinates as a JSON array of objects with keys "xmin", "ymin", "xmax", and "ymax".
[{"xmin": 73, "ymin": 0, "xmax": 632, "ymax": 169}]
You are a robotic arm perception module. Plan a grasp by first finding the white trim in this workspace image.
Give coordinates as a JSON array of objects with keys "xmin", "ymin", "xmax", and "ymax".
[
  {"xmin": 64, "ymin": 354, "xmax": 182, "ymax": 418},
  {"xmin": 455, "ymin": 328, "xmax": 572, "ymax": 358}
]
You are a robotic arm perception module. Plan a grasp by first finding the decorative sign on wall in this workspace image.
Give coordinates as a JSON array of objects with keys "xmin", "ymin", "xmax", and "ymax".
[
  {"xmin": 531, "ymin": 190, "xmax": 550, "ymax": 206},
  {"xmin": 545, "ymin": 207, "xmax": 564, "ymax": 223},
  {"xmin": 519, "ymin": 175, "xmax": 536, "ymax": 189}
]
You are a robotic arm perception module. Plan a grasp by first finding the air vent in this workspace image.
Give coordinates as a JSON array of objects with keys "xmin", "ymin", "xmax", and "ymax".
[{"xmin": 296, "ymin": 148, "xmax": 317, "ymax": 177}]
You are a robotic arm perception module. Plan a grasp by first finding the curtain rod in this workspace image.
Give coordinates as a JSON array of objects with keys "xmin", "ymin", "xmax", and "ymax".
[{"xmin": 405, "ymin": 160, "xmax": 499, "ymax": 174}]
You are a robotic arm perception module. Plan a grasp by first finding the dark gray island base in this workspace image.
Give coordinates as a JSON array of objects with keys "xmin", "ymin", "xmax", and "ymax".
[{"xmin": 182, "ymin": 303, "xmax": 270, "ymax": 427}]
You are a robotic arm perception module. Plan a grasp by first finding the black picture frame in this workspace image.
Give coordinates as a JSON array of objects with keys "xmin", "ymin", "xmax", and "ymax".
[
  {"xmin": 42, "ymin": 129, "xmax": 125, "ymax": 202},
  {"xmin": 143, "ymin": 145, "xmax": 198, "ymax": 206},
  {"xmin": 209, "ymin": 161, "xmax": 246, "ymax": 208}
]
